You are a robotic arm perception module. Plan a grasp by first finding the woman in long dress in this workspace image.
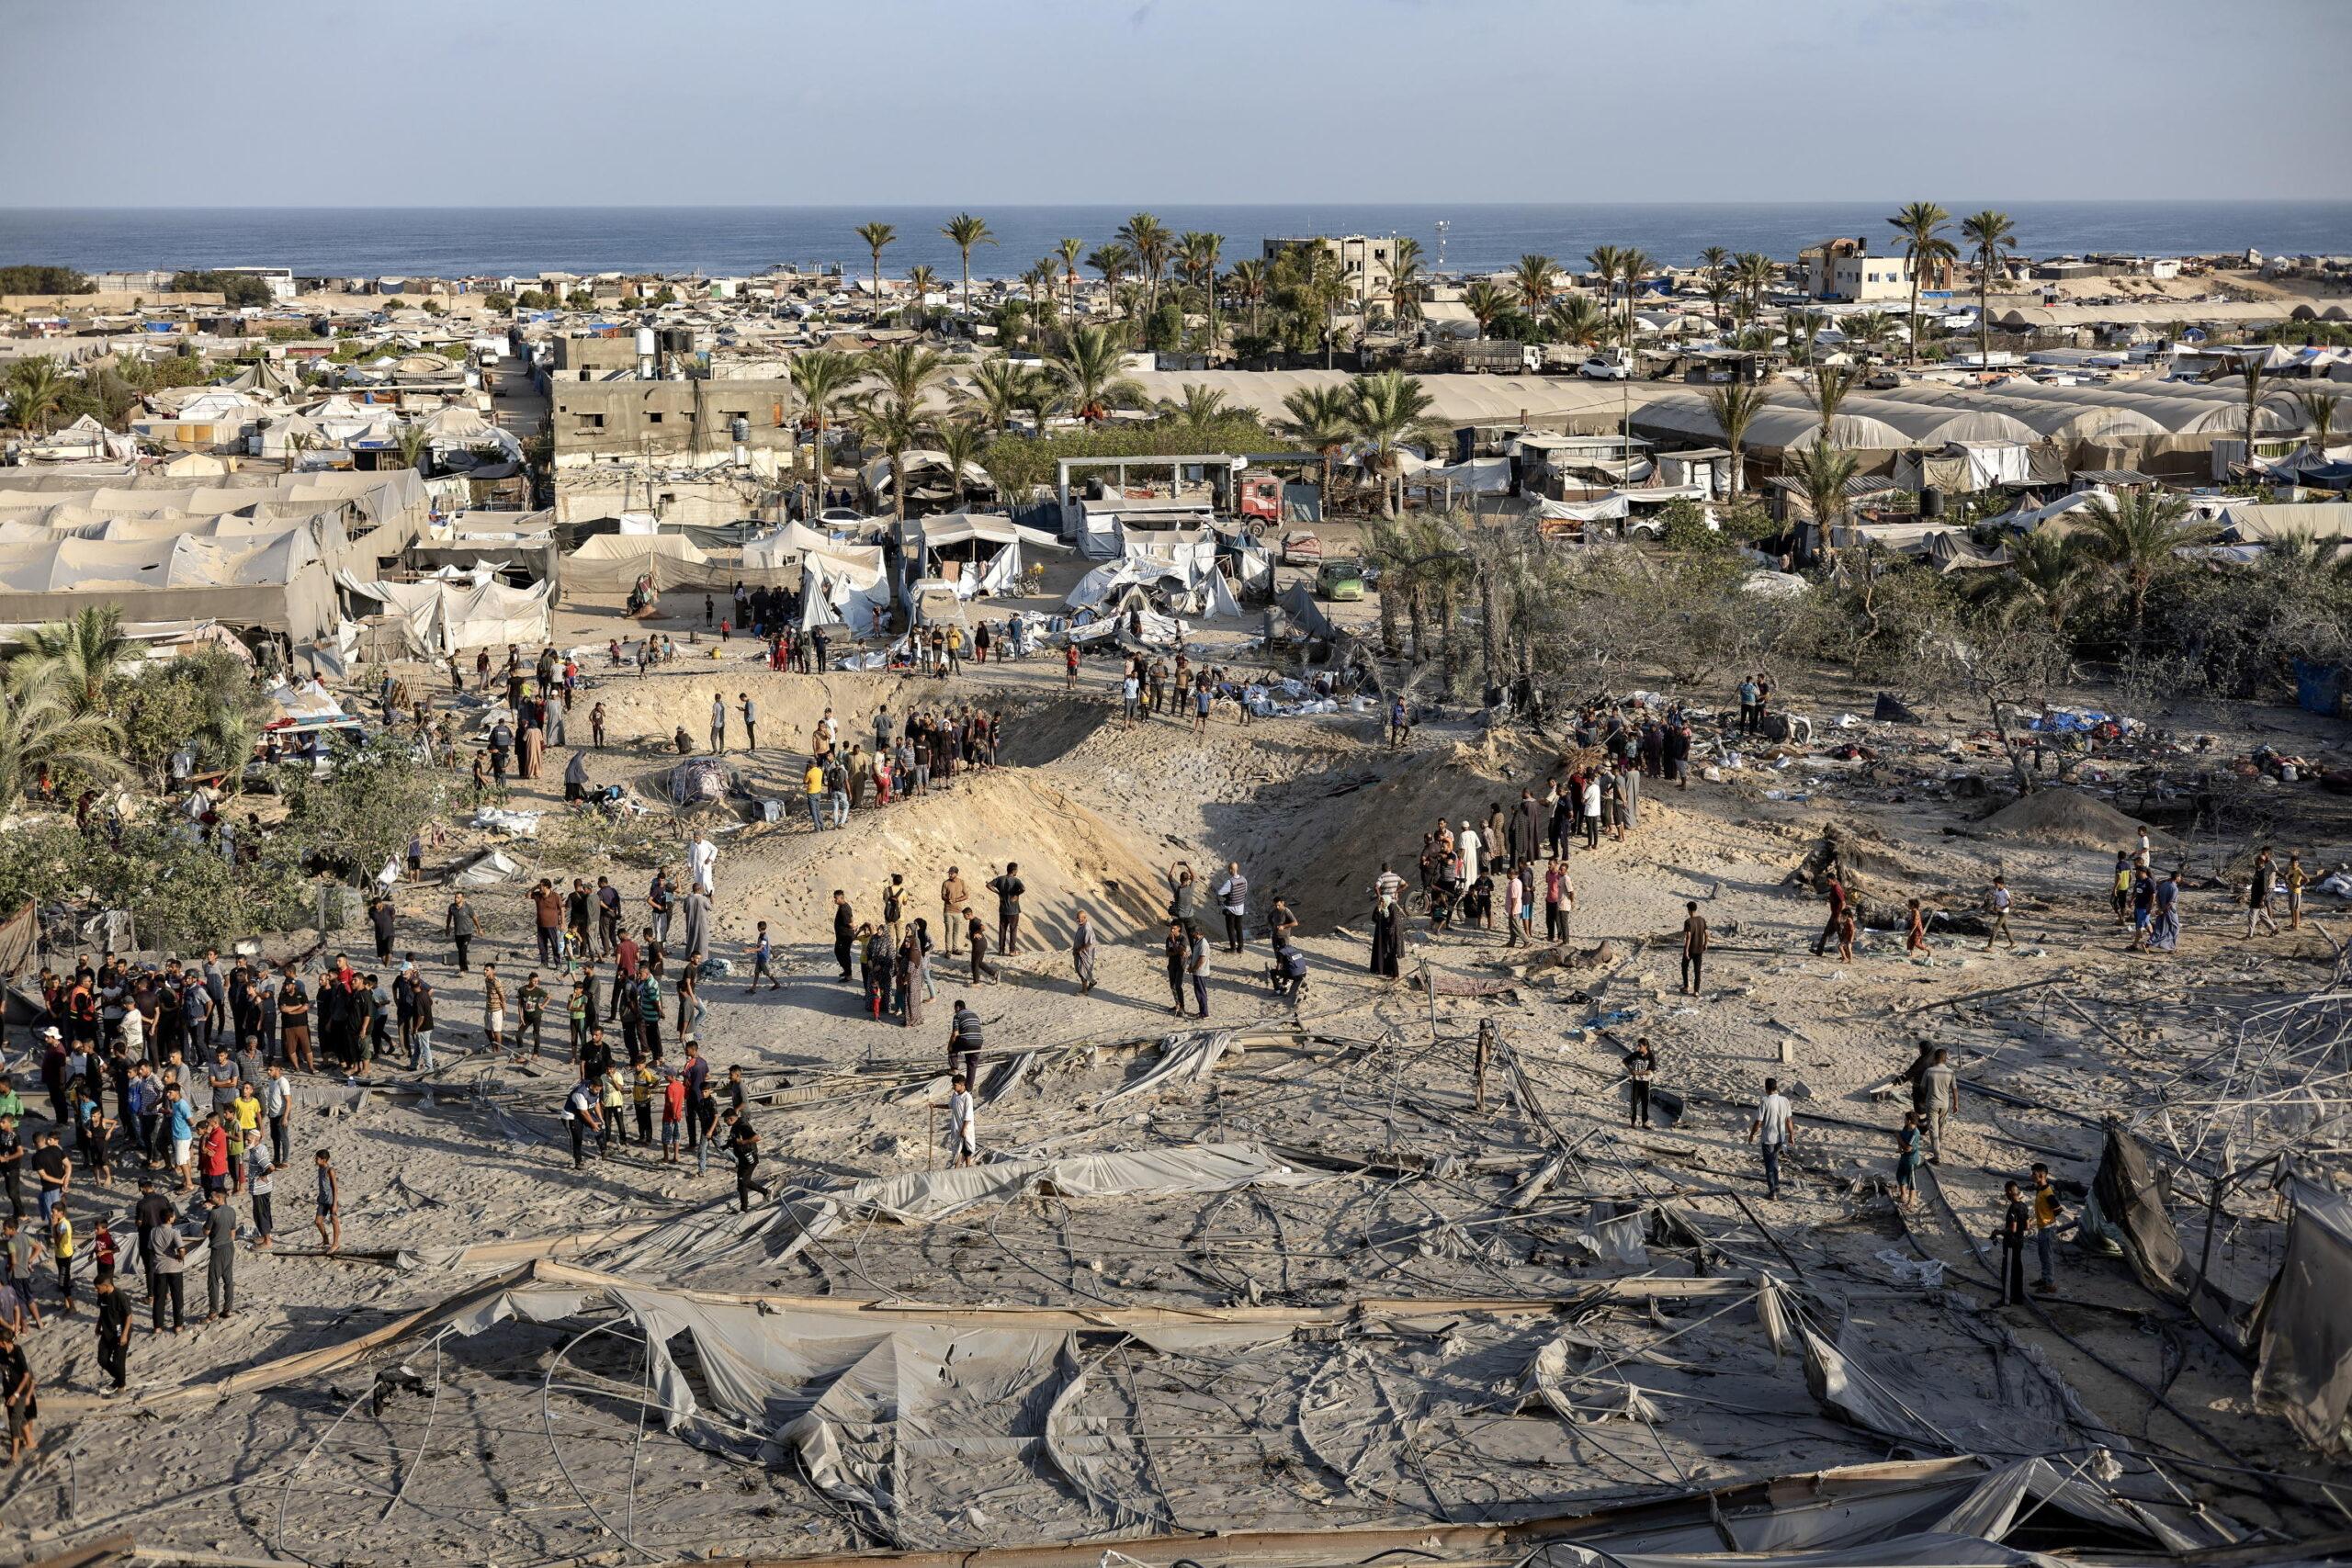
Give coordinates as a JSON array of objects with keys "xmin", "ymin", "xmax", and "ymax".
[
  {"xmin": 518, "ymin": 723, "xmax": 545, "ymax": 781},
  {"xmin": 1369, "ymin": 894, "xmax": 1402, "ymax": 979}
]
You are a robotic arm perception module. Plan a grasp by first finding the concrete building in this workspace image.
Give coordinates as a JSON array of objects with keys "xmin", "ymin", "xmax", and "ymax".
[
  {"xmin": 1806, "ymin": 238, "xmax": 1952, "ymax": 303},
  {"xmin": 554, "ymin": 331, "xmax": 644, "ymax": 381},
  {"xmin": 550, "ymin": 378, "xmax": 797, "ymax": 468},
  {"xmin": 1262, "ymin": 234, "xmax": 1397, "ymax": 310}
]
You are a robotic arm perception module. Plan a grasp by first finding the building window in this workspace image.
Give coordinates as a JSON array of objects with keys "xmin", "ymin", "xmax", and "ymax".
[
  {"xmin": 647, "ymin": 412, "xmax": 663, "ymax": 424},
  {"xmin": 579, "ymin": 412, "xmax": 605, "ymax": 429}
]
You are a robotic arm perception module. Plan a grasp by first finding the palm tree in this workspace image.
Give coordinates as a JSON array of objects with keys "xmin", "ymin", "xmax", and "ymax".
[
  {"xmin": 1227, "ymin": 259, "xmax": 1270, "ymax": 342},
  {"xmin": 2294, "ymin": 389, "xmax": 2341, "ymax": 455},
  {"xmin": 1702, "ymin": 381, "xmax": 1769, "ymax": 494},
  {"xmin": 4, "ymin": 355, "xmax": 68, "ymax": 435},
  {"xmin": 854, "ymin": 221, "xmax": 897, "ymax": 311},
  {"xmin": 1347, "ymin": 370, "xmax": 1437, "ymax": 516},
  {"xmin": 2239, "ymin": 361, "xmax": 2276, "ymax": 472},
  {"xmin": 1463, "ymin": 278, "xmax": 1511, "ymax": 336},
  {"xmin": 940, "ymin": 212, "xmax": 995, "ymax": 316},
  {"xmin": 393, "ymin": 423, "xmax": 431, "ymax": 472},
  {"xmin": 933, "ymin": 418, "xmax": 987, "ymax": 511},
  {"xmin": 1301, "ymin": 249, "xmax": 1349, "ymax": 369},
  {"xmin": 864, "ymin": 342, "xmax": 947, "ymax": 413},
  {"xmin": 1614, "ymin": 247, "xmax": 1652, "ymax": 357},
  {"xmin": 961, "ymin": 356, "xmax": 1046, "ymax": 431},
  {"xmin": 1787, "ymin": 437, "xmax": 1860, "ymax": 556},
  {"xmin": 1544, "ymin": 294, "xmax": 1609, "ymax": 351},
  {"xmin": 0, "ymin": 662, "xmax": 129, "ymax": 810},
  {"xmin": 1784, "ymin": 309, "xmax": 1828, "ymax": 367},
  {"xmin": 1987, "ymin": 528, "xmax": 2090, "ymax": 635},
  {"xmin": 1086, "ymin": 244, "xmax": 1133, "ymax": 315},
  {"xmin": 1807, "ymin": 363, "xmax": 1864, "ymax": 441},
  {"xmin": 1887, "ymin": 201, "xmax": 1956, "ymax": 367},
  {"xmin": 1174, "ymin": 231, "xmax": 1225, "ymax": 357},
  {"xmin": 1023, "ymin": 259, "xmax": 1060, "ymax": 327},
  {"xmin": 904, "ymin": 265, "xmax": 943, "ymax": 311},
  {"xmin": 1512, "ymin": 254, "xmax": 1559, "ymax": 313},
  {"xmin": 1047, "ymin": 324, "xmax": 1140, "ymax": 423},
  {"xmin": 24, "ymin": 604, "xmax": 133, "ymax": 715},
  {"xmin": 1849, "ymin": 310, "xmax": 1897, "ymax": 353},
  {"xmin": 1960, "ymin": 209, "xmax": 2017, "ymax": 368},
  {"xmin": 1057, "ymin": 237, "xmax": 1086, "ymax": 314},
  {"xmin": 1699, "ymin": 246, "xmax": 1732, "ymax": 327},
  {"xmin": 1277, "ymin": 384, "xmax": 1353, "ymax": 504},
  {"xmin": 1387, "ymin": 237, "xmax": 1425, "ymax": 329},
  {"xmin": 864, "ymin": 397, "xmax": 932, "ymax": 520},
  {"xmin": 789, "ymin": 350, "xmax": 862, "ymax": 498},
  {"xmin": 2080, "ymin": 488, "xmax": 2216, "ymax": 647},
  {"xmin": 1119, "ymin": 212, "xmax": 1170, "ymax": 322},
  {"xmin": 1734, "ymin": 252, "xmax": 1776, "ymax": 322},
  {"xmin": 1159, "ymin": 383, "xmax": 1233, "ymax": 447}
]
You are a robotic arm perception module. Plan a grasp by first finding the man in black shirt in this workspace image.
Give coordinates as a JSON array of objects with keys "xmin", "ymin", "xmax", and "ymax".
[
  {"xmin": 988, "ymin": 863, "xmax": 1025, "ymax": 953},
  {"xmin": 832, "ymin": 891, "xmax": 855, "ymax": 983},
  {"xmin": 0, "ymin": 1323, "xmax": 33, "ymax": 1461},
  {"xmin": 723, "ymin": 1108, "xmax": 766, "ymax": 1213},
  {"xmin": 1624, "ymin": 1038, "xmax": 1657, "ymax": 1129},
  {"xmin": 94, "ymin": 1273, "xmax": 133, "ymax": 1392},
  {"xmin": 132, "ymin": 1178, "xmax": 175, "ymax": 1286},
  {"xmin": 1995, "ymin": 1179, "xmax": 2030, "ymax": 1306}
]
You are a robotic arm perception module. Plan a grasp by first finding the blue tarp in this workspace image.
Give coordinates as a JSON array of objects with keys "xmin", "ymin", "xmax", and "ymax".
[{"xmin": 2295, "ymin": 659, "xmax": 2350, "ymax": 717}]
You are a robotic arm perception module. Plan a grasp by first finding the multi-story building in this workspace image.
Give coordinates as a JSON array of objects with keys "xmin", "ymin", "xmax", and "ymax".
[
  {"xmin": 1261, "ymin": 234, "xmax": 1398, "ymax": 310},
  {"xmin": 1805, "ymin": 237, "xmax": 1952, "ymax": 303}
]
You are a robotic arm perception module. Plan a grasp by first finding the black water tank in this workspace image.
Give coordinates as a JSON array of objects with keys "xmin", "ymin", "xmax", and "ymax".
[{"xmin": 1920, "ymin": 486, "xmax": 1945, "ymax": 518}]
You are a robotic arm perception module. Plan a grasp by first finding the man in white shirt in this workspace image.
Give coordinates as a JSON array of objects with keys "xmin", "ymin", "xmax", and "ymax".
[
  {"xmin": 1580, "ymin": 774, "xmax": 1603, "ymax": 851},
  {"xmin": 708, "ymin": 694, "xmax": 728, "ymax": 755},
  {"xmin": 1215, "ymin": 863, "xmax": 1250, "ymax": 953},
  {"xmin": 1457, "ymin": 822, "xmax": 1482, "ymax": 886},
  {"xmin": 945, "ymin": 1076, "xmax": 977, "ymax": 1168},
  {"xmin": 1747, "ymin": 1077, "xmax": 1797, "ymax": 1200},
  {"xmin": 1983, "ymin": 876, "xmax": 2016, "ymax": 952},
  {"xmin": 687, "ymin": 832, "xmax": 718, "ymax": 897}
]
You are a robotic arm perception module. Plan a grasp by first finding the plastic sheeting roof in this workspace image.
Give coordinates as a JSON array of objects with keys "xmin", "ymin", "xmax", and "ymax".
[{"xmin": 1123, "ymin": 369, "xmax": 1682, "ymax": 427}]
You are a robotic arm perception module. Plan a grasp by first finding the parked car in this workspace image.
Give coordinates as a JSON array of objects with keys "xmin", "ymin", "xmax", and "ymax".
[
  {"xmin": 1316, "ymin": 558, "xmax": 1366, "ymax": 601},
  {"xmin": 1280, "ymin": 530, "xmax": 1323, "ymax": 566},
  {"xmin": 1577, "ymin": 350, "xmax": 1631, "ymax": 381}
]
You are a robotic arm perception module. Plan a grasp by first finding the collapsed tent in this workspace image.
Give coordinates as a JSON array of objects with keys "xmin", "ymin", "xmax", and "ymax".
[
  {"xmin": 564, "ymin": 531, "xmax": 798, "ymax": 599},
  {"xmin": 340, "ymin": 573, "xmax": 553, "ymax": 656},
  {"xmin": 1067, "ymin": 536, "xmax": 1241, "ymax": 620},
  {"xmin": 2251, "ymin": 1174, "xmax": 2352, "ymax": 1454}
]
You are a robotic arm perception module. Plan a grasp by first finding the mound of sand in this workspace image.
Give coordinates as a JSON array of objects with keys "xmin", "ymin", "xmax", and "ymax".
[
  {"xmin": 1980, "ymin": 787, "xmax": 2170, "ymax": 852},
  {"xmin": 718, "ymin": 770, "xmax": 1171, "ymax": 952}
]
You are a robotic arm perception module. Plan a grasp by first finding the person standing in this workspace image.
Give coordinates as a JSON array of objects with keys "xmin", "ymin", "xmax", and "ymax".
[
  {"xmin": 1812, "ymin": 871, "xmax": 1848, "ymax": 958},
  {"xmin": 1983, "ymin": 876, "xmax": 2016, "ymax": 951},
  {"xmin": 988, "ymin": 863, "xmax": 1026, "ymax": 954},
  {"xmin": 1893, "ymin": 1112, "xmax": 1923, "ymax": 1212},
  {"xmin": 409, "ymin": 975, "xmax": 436, "ymax": 1073},
  {"xmin": 2148, "ymin": 870, "xmax": 2181, "ymax": 953},
  {"xmin": 738, "ymin": 693, "xmax": 758, "ymax": 751},
  {"xmin": 2245, "ymin": 846, "xmax": 2280, "ymax": 939},
  {"xmin": 1544, "ymin": 861, "xmax": 1573, "ymax": 942},
  {"xmin": 201, "ymin": 1191, "xmax": 235, "ymax": 1321},
  {"xmin": 312, "ymin": 1149, "xmax": 339, "ymax": 1255},
  {"xmin": 939, "ymin": 868, "xmax": 968, "ymax": 955},
  {"xmin": 445, "ymin": 894, "xmax": 476, "ymax": 974},
  {"xmin": 1918, "ymin": 1047, "xmax": 1958, "ymax": 1164},
  {"xmin": 708, "ymin": 693, "xmax": 729, "ymax": 755},
  {"xmin": 2028, "ymin": 1163, "xmax": 2068, "ymax": 1296},
  {"xmin": 725, "ymin": 1108, "xmax": 766, "ymax": 1211},
  {"xmin": 1186, "ymin": 924, "xmax": 1211, "ymax": 1020},
  {"xmin": 1679, "ymin": 902, "xmax": 1707, "ymax": 996},
  {"xmin": 2109, "ymin": 852, "xmax": 2133, "ymax": 927},
  {"xmin": 2287, "ymin": 851, "xmax": 2308, "ymax": 931},
  {"xmin": 748, "ymin": 922, "xmax": 780, "ymax": 993},
  {"xmin": 0, "ymin": 1321, "xmax": 33, "ymax": 1462},
  {"xmin": 1624, "ymin": 1036, "xmax": 1657, "ymax": 1129},
  {"xmin": 1215, "ymin": 863, "xmax": 1249, "ymax": 953},
  {"xmin": 945, "ymin": 1075, "xmax": 977, "ymax": 1168},
  {"xmin": 1071, "ymin": 910, "xmax": 1098, "ymax": 995},
  {"xmin": 1905, "ymin": 897, "xmax": 1929, "ymax": 953},
  {"xmin": 1996, "ymin": 1179, "xmax": 2030, "ymax": 1306},
  {"xmin": 1747, "ymin": 1077, "xmax": 1796, "ymax": 1200},
  {"xmin": 832, "ymin": 891, "xmax": 855, "ymax": 984},
  {"xmin": 245, "ymin": 1141, "xmax": 274, "ymax": 1249}
]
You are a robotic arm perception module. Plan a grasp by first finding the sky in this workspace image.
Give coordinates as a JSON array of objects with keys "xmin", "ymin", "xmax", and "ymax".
[{"xmin": 3, "ymin": 0, "xmax": 2348, "ymax": 206}]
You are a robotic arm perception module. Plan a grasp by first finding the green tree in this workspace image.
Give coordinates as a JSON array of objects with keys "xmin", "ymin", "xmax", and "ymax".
[
  {"xmin": 789, "ymin": 349, "xmax": 862, "ymax": 498},
  {"xmin": 940, "ymin": 211, "xmax": 996, "ymax": 316},
  {"xmin": 0, "ymin": 661, "xmax": 129, "ymax": 809},
  {"xmin": 854, "ymin": 220, "xmax": 898, "ymax": 312},
  {"xmin": 1156, "ymin": 382, "xmax": 1232, "ymax": 448},
  {"xmin": 1387, "ymin": 237, "xmax": 1424, "ymax": 329},
  {"xmin": 1346, "ymin": 369, "xmax": 1437, "ymax": 516},
  {"xmin": 4, "ymin": 355, "xmax": 69, "ymax": 434},
  {"xmin": 483, "ymin": 290, "xmax": 515, "ymax": 311},
  {"xmin": 1702, "ymin": 381, "xmax": 1769, "ymax": 494},
  {"xmin": 23, "ymin": 604, "xmax": 133, "ymax": 714},
  {"xmin": 1699, "ymin": 246, "xmax": 1733, "ymax": 327},
  {"xmin": 1887, "ymin": 200, "xmax": 1956, "ymax": 367},
  {"xmin": 1119, "ymin": 212, "xmax": 1170, "ymax": 323},
  {"xmin": 0, "ymin": 265, "xmax": 93, "ymax": 294},
  {"xmin": 1463, "ymin": 278, "xmax": 1511, "ymax": 335},
  {"xmin": 933, "ymin": 417, "xmax": 988, "ymax": 510},
  {"xmin": 1046, "ymin": 324, "xmax": 1140, "ymax": 423},
  {"xmin": 281, "ymin": 734, "xmax": 442, "ymax": 879},
  {"xmin": 2239, "ymin": 362, "xmax": 2277, "ymax": 471},
  {"xmin": 2080, "ymin": 488, "xmax": 2217, "ymax": 649},
  {"xmin": 1959, "ymin": 209, "xmax": 2016, "ymax": 368},
  {"xmin": 393, "ymin": 422, "xmax": 431, "ymax": 472},
  {"xmin": 1512, "ymin": 254, "xmax": 1559, "ymax": 313},
  {"xmin": 1087, "ymin": 243, "xmax": 1133, "ymax": 311},
  {"xmin": 1734, "ymin": 252, "xmax": 1775, "ymax": 322},
  {"xmin": 1786, "ymin": 437, "xmax": 1860, "ymax": 555},
  {"xmin": 864, "ymin": 397, "xmax": 932, "ymax": 521},
  {"xmin": 961, "ymin": 355, "xmax": 1049, "ymax": 431},
  {"xmin": 2295, "ymin": 388, "xmax": 2341, "ymax": 455},
  {"xmin": 1277, "ymin": 383, "xmax": 1353, "ymax": 503},
  {"xmin": 1227, "ymin": 259, "xmax": 1269, "ymax": 342},
  {"xmin": 1980, "ymin": 527, "xmax": 2091, "ymax": 636},
  {"xmin": 1057, "ymin": 237, "xmax": 1086, "ymax": 314},
  {"xmin": 1807, "ymin": 363, "xmax": 1864, "ymax": 440},
  {"xmin": 1176, "ymin": 231, "xmax": 1225, "ymax": 357},
  {"xmin": 1544, "ymin": 293, "xmax": 1608, "ymax": 351}
]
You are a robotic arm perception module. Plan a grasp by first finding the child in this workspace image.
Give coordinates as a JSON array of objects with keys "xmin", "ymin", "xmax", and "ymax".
[
  {"xmin": 1905, "ymin": 897, "xmax": 1929, "ymax": 953},
  {"xmin": 312, "ymin": 1149, "xmax": 340, "ymax": 1256},
  {"xmin": 946, "ymin": 1076, "xmax": 977, "ymax": 1168},
  {"xmin": 1894, "ymin": 1112, "xmax": 1922, "ymax": 1211},
  {"xmin": 1836, "ymin": 905, "xmax": 1857, "ymax": 963},
  {"xmin": 3, "ymin": 1217, "xmax": 42, "ymax": 1329},
  {"xmin": 50, "ymin": 1213, "xmax": 74, "ymax": 1313},
  {"xmin": 748, "ymin": 922, "xmax": 780, "ymax": 993}
]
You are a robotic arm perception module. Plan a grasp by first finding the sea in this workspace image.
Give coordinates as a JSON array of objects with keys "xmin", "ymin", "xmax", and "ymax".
[{"xmin": 4, "ymin": 203, "xmax": 2349, "ymax": 282}]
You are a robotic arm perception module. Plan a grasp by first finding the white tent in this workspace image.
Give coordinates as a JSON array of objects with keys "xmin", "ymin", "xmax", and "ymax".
[
  {"xmin": 908, "ymin": 512, "xmax": 1067, "ymax": 600},
  {"xmin": 800, "ymin": 543, "xmax": 893, "ymax": 636},
  {"xmin": 342, "ymin": 573, "xmax": 553, "ymax": 656},
  {"xmin": 1068, "ymin": 536, "xmax": 1242, "ymax": 620}
]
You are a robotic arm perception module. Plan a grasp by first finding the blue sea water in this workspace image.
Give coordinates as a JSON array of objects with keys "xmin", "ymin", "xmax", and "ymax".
[{"xmin": 3, "ymin": 203, "xmax": 2348, "ymax": 283}]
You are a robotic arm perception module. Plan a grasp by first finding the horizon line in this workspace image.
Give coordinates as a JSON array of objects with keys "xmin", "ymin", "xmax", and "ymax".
[{"xmin": 6, "ymin": 197, "xmax": 2343, "ymax": 213}]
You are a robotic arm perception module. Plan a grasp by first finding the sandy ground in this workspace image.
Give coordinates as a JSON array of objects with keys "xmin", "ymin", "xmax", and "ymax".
[{"xmin": 3, "ymin": 573, "xmax": 2347, "ymax": 1563}]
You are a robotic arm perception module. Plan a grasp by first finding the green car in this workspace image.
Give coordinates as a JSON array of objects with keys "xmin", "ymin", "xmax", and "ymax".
[{"xmin": 1317, "ymin": 558, "xmax": 1366, "ymax": 602}]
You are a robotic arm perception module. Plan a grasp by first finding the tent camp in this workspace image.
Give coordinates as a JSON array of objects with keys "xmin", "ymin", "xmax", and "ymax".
[
  {"xmin": 905, "ymin": 513, "xmax": 1068, "ymax": 600},
  {"xmin": 801, "ymin": 542, "xmax": 895, "ymax": 636},
  {"xmin": 0, "ymin": 528, "xmax": 337, "ymax": 638},
  {"xmin": 564, "ymin": 531, "xmax": 797, "ymax": 599},
  {"xmin": 861, "ymin": 449, "xmax": 996, "ymax": 515}
]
